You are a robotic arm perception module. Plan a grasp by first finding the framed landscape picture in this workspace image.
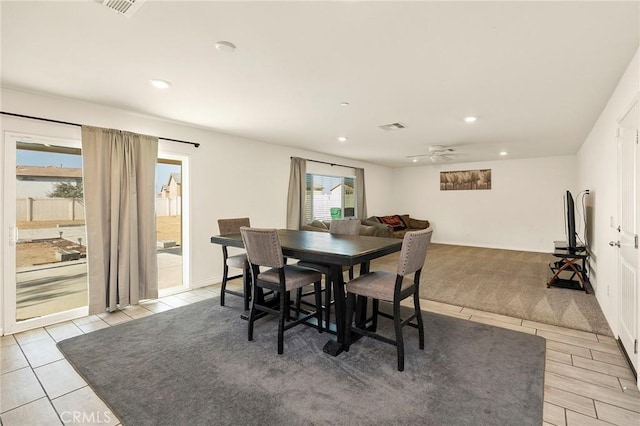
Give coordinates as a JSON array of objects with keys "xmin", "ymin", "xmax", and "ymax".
[{"xmin": 440, "ymin": 169, "xmax": 491, "ymax": 191}]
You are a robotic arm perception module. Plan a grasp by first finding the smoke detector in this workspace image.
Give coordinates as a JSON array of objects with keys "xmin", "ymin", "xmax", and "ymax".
[{"xmin": 94, "ymin": 0, "xmax": 146, "ymax": 17}]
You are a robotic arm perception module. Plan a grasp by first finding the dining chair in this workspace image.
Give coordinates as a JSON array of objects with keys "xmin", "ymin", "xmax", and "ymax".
[
  {"xmin": 345, "ymin": 228, "xmax": 433, "ymax": 371},
  {"xmin": 297, "ymin": 219, "xmax": 361, "ymax": 327},
  {"xmin": 217, "ymin": 218, "xmax": 252, "ymax": 310},
  {"xmin": 240, "ymin": 227, "xmax": 323, "ymax": 354}
]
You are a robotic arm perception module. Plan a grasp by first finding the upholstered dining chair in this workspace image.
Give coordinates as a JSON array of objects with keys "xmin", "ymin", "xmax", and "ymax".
[
  {"xmin": 297, "ymin": 219, "xmax": 361, "ymax": 326},
  {"xmin": 240, "ymin": 227, "xmax": 323, "ymax": 354},
  {"xmin": 345, "ymin": 228, "xmax": 433, "ymax": 371},
  {"xmin": 217, "ymin": 218, "xmax": 252, "ymax": 310}
]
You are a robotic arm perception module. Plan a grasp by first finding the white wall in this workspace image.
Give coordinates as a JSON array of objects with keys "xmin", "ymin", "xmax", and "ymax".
[
  {"xmin": 0, "ymin": 88, "xmax": 394, "ymax": 299},
  {"xmin": 3, "ymin": 42, "xmax": 637, "ymax": 338},
  {"xmin": 390, "ymin": 156, "xmax": 577, "ymax": 252},
  {"xmin": 576, "ymin": 48, "xmax": 639, "ymax": 337}
]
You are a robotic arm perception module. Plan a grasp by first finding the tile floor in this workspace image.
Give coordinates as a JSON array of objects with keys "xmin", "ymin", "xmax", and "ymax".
[{"xmin": 1, "ymin": 283, "xmax": 638, "ymax": 426}]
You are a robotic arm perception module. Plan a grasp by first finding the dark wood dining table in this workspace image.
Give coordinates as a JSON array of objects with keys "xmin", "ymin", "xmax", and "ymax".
[{"xmin": 210, "ymin": 229, "xmax": 403, "ymax": 356}]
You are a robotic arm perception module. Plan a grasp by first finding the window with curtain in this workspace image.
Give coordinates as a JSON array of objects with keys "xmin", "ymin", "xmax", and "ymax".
[{"xmin": 305, "ymin": 174, "xmax": 356, "ymax": 222}]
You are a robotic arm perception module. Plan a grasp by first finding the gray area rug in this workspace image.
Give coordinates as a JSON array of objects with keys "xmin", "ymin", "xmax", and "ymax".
[
  {"xmin": 59, "ymin": 297, "xmax": 545, "ymax": 426},
  {"xmin": 372, "ymin": 243, "xmax": 612, "ymax": 335}
]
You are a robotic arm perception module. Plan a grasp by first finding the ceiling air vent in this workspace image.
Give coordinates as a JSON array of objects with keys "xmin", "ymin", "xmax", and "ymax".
[
  {"xmin": 378, "ymin": 122, "xmax": 406, "ymax": 131},
  {"xmin": 94, "ymin": 0, "xmax": 146, "ymax": 17}
]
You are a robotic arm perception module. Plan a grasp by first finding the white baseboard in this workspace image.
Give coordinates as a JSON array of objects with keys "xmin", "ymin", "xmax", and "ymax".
[
  {"xmin": 431, "ymin": 239, "xmax": 550, "ymax": 254},
  {"xmin": 189, "ymin": 277, "xmax": 221, "ymax": 289}
]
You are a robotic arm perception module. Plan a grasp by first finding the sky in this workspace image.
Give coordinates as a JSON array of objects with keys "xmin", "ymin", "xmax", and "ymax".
[{"xmin": 17, "ymin": 149, "xmax": 180, "ymax": 194}]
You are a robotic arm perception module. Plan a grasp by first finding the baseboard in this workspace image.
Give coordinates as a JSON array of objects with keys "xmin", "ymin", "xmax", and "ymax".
[
  {"xmin": 617, "ymin": 338, "xmax": 638, "ymax": 381},
  {"xmin": 189, "ymin": 277, "xmax": 221, "ymax": 289},
  {"xmin": 431, "ymin": 239, "xmax": 550, "ymax": 254}
]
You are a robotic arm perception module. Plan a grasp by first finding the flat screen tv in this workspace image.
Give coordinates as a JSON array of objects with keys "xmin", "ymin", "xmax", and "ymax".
[{"xmin": 565, "ymin": 190, "xmax": 578, "ymax": 252}]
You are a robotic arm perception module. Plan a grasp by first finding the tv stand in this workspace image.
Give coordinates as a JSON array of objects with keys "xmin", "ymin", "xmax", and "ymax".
[{"xmin": 547, "ymin": 241, "xmax": 589, "ymax": 293}]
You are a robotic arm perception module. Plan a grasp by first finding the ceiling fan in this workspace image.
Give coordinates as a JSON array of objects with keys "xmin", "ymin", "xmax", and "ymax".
[{"xmin": 406, "ymin": 145, "xmax": 458, "ymax": 163}]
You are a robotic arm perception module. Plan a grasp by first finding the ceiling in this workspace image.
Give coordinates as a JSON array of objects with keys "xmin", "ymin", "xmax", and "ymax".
[{"xmin": 1, "ymin": 1, "xmax": 638, "ymax": 167}]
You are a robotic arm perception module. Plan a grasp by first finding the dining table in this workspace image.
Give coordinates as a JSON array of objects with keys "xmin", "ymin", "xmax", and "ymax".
[{"xmin": 210, "ymin": 229, "xmax": 403, "ymax": 356}]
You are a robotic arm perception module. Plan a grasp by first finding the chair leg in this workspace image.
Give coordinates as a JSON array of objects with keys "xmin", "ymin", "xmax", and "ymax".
[
  {"xmin": 242, "ymin": 266, "xmax": 251, "ymax": 311},
  {"xmin": 284, "ymin": 291, "xmax": 292, "ymax": 322},
  {"xmin": 393, "ymin": 298, "xmax": 405, "ymax": 372},
  {"xmin": 278, "ymin": 290, "xmax": 286, "ymax": 354},
  {"xmin": 294, "ymin": 288, "xmax": 302, "ymax": 319},
  {"xmin": 414, "ymin": 292, "xmax": 425, "ymax": 350},
  {"xmin": 371, "ymin": 299, "xmax": 379, "ymax": 332},
  {"xmin": 248, "ymin": 287, "xmax": 260, "ymax": 342},
  {"xmin": 344, "ymin": 292, "xmax": 356, "ymax": 352},
  {"xmin": 324, "ymin": 273, "xmax": 331, "ymax": 327},
  {"xmin": 220, "ymin": 264, "xmax": 229, "ymax": 306},
  {"xmin": 314, "ymin": 281, "xmax": 323, "ymax": 333}
]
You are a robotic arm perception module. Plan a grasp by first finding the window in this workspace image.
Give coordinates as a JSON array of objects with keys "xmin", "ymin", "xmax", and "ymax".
[{"xmin": 305, "ymin": 173, "xmax": 356, "ymax": 222}]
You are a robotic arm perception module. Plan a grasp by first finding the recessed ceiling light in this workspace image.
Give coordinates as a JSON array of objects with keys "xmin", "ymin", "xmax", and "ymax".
[
  {"xmin": 215, "ymin": 41, "xmax": 236, "ymax": 52},
  {"xmin": 337, "ymin": 136, "xmax": 348, "ymax": 142},
  {"xmin": 412, "ymin": 158, "xmax": 418, "ymax": 163},
  {"xmin": 464, "ymin": 116, "xmax": 478, "ymax": 123},
  {"xmin": 340, "ymin": 102, "xmax": 350, "ymax": 107},
  {"xmin": 499, "ymin": 151, "xmax": 508, "ymax": 156},
  {"xmin": 149, "ymin": 79, "xmax": 172, "ymax": 89}
]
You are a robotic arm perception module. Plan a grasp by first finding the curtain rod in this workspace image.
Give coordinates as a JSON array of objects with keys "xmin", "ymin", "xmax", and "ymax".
[
  {"xmin": 1, "ymin": 111, "xmax": 200, "ymax": 148},
  {"xmin": 293, "ymin": 156, "xmax": 357, "ymax": 169}
]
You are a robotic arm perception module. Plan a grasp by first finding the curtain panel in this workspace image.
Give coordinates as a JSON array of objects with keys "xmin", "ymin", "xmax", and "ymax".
[
  {"xmin": 82, "ymin": 126, "xmax": 159, "ymax": 314},
  {"xmin": 355, "ymin": 167, "xmax": 367, "ymax": 221},
  {"xmin": 286, "ymin": 157, "xmax": 306, "ymax": 229}
]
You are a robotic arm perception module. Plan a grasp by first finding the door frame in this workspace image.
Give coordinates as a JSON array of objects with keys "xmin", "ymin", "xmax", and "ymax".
[
  {"xmin": 156, "ymin": 149, "xmax": 190, "ymax": 297},
  {"xmin": 2, "ymin": 131, "xmax": 88, "ymax": 335},
  {"xmin": 615, "ymin": 95, "xmax": 640, "ymax": 383}
]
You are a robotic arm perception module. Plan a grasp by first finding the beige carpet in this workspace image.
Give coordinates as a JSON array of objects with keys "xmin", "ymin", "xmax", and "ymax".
[{"xmin": 371, "ymin": 243, "xmax": 612, "ymax": 336}]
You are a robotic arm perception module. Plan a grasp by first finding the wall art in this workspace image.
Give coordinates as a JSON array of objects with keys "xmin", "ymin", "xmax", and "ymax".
[{"xmin": 440, "ymin": 169, "xmax": 491, "ymax": 190}]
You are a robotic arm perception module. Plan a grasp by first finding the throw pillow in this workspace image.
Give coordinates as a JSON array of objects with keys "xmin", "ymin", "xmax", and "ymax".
[
  {"xmin": 376, "ymin": 215, "xmax": 407, "ymax": 231},
  {"xmin": 310, "ymin": 220, "xmax": 329, "ymax": 230}
]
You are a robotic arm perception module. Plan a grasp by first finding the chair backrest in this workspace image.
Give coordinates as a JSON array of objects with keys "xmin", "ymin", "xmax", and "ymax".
[
  {"xmin": 397, "ymin": 228, "xmax": 433, "ymax": 276},
  {"xmin": 329, "ymin": 219, "xmax": 361, "ymax": 236},
  {"xmin": 240, "ymin": 227, "xmax": 285, "ymax": 268},
  {"xmin": 218, "ymin": 218, "xmax": 250, "ymax": 236}
]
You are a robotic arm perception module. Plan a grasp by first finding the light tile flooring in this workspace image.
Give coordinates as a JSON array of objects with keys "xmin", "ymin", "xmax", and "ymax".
[{"xmin": 1, "ymin": 283, "xmax": 638, "ymax": 426}]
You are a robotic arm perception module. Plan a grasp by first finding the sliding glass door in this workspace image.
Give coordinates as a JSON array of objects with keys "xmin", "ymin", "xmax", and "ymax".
[
  {"xmin": 156, "ymin": 154, "xmax": 189, "ymax": 294},
  {"xmin": 3, "ymin": 132, "xmax": 88, "ymax": 333}
]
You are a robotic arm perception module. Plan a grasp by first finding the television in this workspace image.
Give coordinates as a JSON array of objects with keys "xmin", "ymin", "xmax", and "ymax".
[{"xmin": 564, "ymin": 190, "xmax": 578, "ymax": 252}]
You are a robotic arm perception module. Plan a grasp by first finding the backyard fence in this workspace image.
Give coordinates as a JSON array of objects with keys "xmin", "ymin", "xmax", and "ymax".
[
  {"xmin": 17, "ymin": 196, "xmax": 181, "ymax": 222},
  {"xmin": 17, "ymin": 198, "xmax": 85, "ymax": 222},
  {"xmin": 155, "ymin": 197, "xmax": 181, "ymax": 217}
]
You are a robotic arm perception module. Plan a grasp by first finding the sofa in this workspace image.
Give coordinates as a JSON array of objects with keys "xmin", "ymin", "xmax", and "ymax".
[
  {"xmin": 301, "ymin": 219, "xmax": 389, "ymax": 237},
  {"xmin": 363, "ymin": 214, "xmax": 430, "ymax": 238}
]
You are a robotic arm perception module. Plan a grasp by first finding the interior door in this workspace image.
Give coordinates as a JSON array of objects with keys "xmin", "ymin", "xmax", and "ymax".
[{"xmin": 616, "ymin": 98, "xmax": 639, "ymax": 377}]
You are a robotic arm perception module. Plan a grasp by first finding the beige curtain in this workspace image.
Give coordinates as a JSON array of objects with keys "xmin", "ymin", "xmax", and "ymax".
[
  {"xmin": 355, "ymin": 167, "xmax": 367, "ymax": 220},
  {"xmin": 82, "ymin": 126, "xmax": 158, "ymax": 314},
  {"xmin": 286, "ymin": 157, "xmax": 306, "ymax": 229}
]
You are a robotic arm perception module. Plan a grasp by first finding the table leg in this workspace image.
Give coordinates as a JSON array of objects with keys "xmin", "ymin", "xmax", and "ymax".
[
  {"xmin": 354, "ymin": 261, "xmax": 370, "ymax": 327},
  {"xmin": 322, "ymin": 265, "xmax": 347, "ymax": 356}
]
